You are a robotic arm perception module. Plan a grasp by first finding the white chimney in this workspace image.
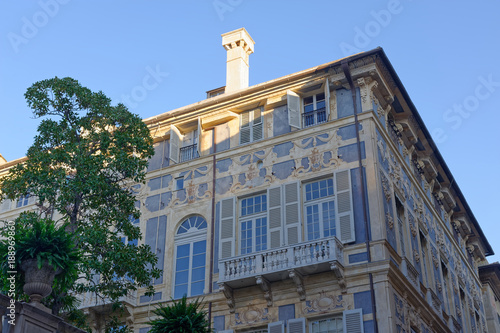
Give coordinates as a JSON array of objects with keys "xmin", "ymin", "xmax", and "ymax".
[{"xmin": 222, "ymin": 28, "xmax": 255, "ymax": 93}]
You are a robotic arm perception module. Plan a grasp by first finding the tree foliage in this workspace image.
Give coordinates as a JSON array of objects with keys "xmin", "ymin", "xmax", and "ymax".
[
  {"xmin": 0, "ymin": 77, "xmax": 159, "ymax": 327},
  {"xmin": 148, "ymin": 296, "xmax": 212, "ymax": 333}
]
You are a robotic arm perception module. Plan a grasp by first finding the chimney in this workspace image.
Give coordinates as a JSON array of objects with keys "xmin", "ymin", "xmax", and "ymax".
[{"xmin": 222, "ymin": 28, "xmax": 255, "ymax": 93}]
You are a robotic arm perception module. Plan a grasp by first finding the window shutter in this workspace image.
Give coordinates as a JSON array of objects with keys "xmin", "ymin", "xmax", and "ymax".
[
  {"xmin": 284, "ymin": 182, "xmax": 301, "ymax": 245},
  {"xmin": 335, "ymin": 169, "xmax": 355, "ymax": 243},
  {"xmin": 220, "ymin": 198, "xmax": 235, "ymax": 259},
  {"xmin": 154, "ymin": 215, "xmax": 167, "ymax": 285},
  {"xmin": 197, "ymin": 117, "xmax": 202, "ymax": 157},
  {"xmin": 240, "ymin": 111, "xmax": 251, "ymax": 144},
  {"xmin": 170, "ymin": 125, "xmax": 181, "ymax": 163},
  {"xmin": 287, "ymin": 91, "xmax": 301, "ymax": 129},
  {"xmin": 343, "ymin": 309, "xmax": 364, "ymax": 333},
  {"xmin": 287, "ymin": 318, "xmax": 306, "ymax": 333},
  {"xmin": 268, "ymin": 321, "xmax": 285, "ymax": 333},
  {"xmin": 0, "ymin": 199, "xmax": 11, "ymax": 212},
  {"xmin": 252, "ymin": 108, "xmax": 263, "ymax": 141},
  {"xmin": 324, "ymin": 78, "xmax": 331, "ymax": 120},
  {"xmin": 28, "ymin": 194, "xmax": 36, "ymax": 205},
  {"xmin": 268, "ymin": 186, "xmax": 283, "ymax": 249}
]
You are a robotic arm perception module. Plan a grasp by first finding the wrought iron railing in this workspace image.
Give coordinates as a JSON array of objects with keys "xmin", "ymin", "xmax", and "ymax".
[
  {"xmin": 180, "ymin": 144, "xmax": 199, "ymax": 162},
  {"xmin": 302, "ymin": 107, "xmax": 327, "ymax": 128}
]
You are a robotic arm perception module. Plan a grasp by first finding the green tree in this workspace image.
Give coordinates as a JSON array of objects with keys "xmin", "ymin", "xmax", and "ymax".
[
  {"xmin": 148, "ymin": 296, "xmax": 212, "ymax": 333},
  {"xmin": 0, "ymin": 77, "xmax": 160, "ymax": 328}
]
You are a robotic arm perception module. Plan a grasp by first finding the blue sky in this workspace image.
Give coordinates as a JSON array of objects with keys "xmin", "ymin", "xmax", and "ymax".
[{"xmin": 1, "ymin": 1, "xmax": 499, "ymax": 262}]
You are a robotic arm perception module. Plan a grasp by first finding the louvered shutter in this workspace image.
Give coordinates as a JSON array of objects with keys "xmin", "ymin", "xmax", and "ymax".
[
  {"xmin": 240, "ymin": 111, "xmax": 251, "ymax": 144},
  {"xmin": 287, "ymin": 318, "xmax": 306, "ymax": 333},
  {"xmin": 335, "ymin": 169, "xmax": 355, "ymax": 243},
  {"xmin": 252, "ymin": 108, "xmax": 263, "ymax": 141},
  {"xmin": 343, "ymin": 309, "xmax": 364, "ymax": 333},
  {"xmin": 268, "ymin": 186, "xmax": 283, "ymax": 249},
  {"xmin": 197, "ymin": 117, "xmax": 202, "ymax": 157},
  {"xmin": 169, "ymin": 125, "xmax": 181, "ymax": 163},
  {"xmin": 28, "ymin": 194, "xmax": 36, "ymax": 205},
  {"xmin": 220, "ymin": 198, "xmax": 235, "ymax": 259},
  {"xmin": 268, "ymin": 321, "xmax": 285, "ymax": 333},
  {"xmin": 0, "ymin": 199, "xmax": 11, "ymax": 212},
  {"xmin": 324, "ymin": 78, "xmax": 331, "ymax": 121},
  {"xmin": 284, "ymin": 182, "xmax": 301, "ymax": 245},
  {"xmin": 287, "ymin": 91, "xmax": 301, "ymax": 129}
]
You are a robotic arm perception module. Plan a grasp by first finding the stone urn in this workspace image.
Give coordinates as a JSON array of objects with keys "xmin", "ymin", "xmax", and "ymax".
[{"xmin": 20, "ymin": 258, "xmax": 62, "ymax": 304}]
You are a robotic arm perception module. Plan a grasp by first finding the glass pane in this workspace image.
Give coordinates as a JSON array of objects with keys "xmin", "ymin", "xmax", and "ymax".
[
  {"xmin": 177, "ymin": 244, "xmax": 190, "ymax": 258},
  {"xmin": 193, "ymin": 240, "xmax": 207, "ymax": 254},
  {"xmin": 191, "ymin": 267, "xmax": 205, "ymax": 281},
  {"xmin": 174, "ymin": 284, "xmax": 188, "ymax": 299},
  {"xmin": 175, "ymin": 270, "xmax": 189, "ymax": 283},
  {"xmin": 176, "ymin": 257, "xmax": 189, "ymax": 271},
  {"xmin": 192, "ymin": 253, "xmax": 205, "ymax": 267},
  {"xmin": 191, "ymin": 281, "xmax": 204, "ymax": 296}
]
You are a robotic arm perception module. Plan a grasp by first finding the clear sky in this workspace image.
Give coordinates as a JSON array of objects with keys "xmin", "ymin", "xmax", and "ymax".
[{"xmin": 1, "ymin": 1, "xmax": 499, "ymax": 262}]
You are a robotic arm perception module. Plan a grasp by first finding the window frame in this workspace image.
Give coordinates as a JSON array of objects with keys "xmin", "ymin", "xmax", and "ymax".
[
  {"xmin": 173, "ymin": 216, "xmax": 208, "ymax": 299},
  {"xmin": 239, "ymin": 107, "xmax": 263, "ymax": 145},
  {"xmin": 16, "ymin": 193, "xmax": 30, "ymax": 208},
  {"xmin": 309, "ymin": 315, "xmax": 343, "ymax": 333},
  {"xmin": 303, "ymin": 177, "xmax": 336, "ymax": 241},
  {"xmin": 238, "ymin": 193, "xmax": 268, "ymax": 255}
]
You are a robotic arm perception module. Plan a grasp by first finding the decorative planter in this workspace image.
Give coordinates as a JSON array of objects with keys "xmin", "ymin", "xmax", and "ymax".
[{"xmin": 20, "ymin": 258, "xmax": 62, "ymax": 304}]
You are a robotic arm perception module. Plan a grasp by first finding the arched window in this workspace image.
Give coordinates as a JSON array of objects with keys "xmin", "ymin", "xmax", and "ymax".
[{"xmin": 173, "ymin": 215, "xmax": 207, "ymax": 299}]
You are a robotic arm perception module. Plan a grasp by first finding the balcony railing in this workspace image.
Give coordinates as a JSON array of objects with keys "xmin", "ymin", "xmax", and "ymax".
[
  {"xmin": 180, "ymin": 144, "xmax": 199, "ymax": 162},
  {"xmin": 303, "ymin": 108, "xmax": 327, "ymax": 128},
  {"xmin": 77, "ymin": 289, "xmax": 137, "ymax": 309},
  {"xmin": 218, "ymin": 237, "xmax": 343, "ymax": 287}
]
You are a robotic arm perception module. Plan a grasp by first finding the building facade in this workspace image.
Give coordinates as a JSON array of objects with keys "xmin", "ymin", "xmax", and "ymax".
[{"xmin": 0, "ymin": 28, "xmax": 498, "ymax": 333}]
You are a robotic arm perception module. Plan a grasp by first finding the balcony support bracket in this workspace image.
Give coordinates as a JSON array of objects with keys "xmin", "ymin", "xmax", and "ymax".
[
  {"xmin": 256, "ymin": 275, "xmax": 273, "ymax": 307},
  {"xmin": 330, "ymin": 261, "xmax": 346, "ymax": 293},
  {"xmin": 218, "ymin": 282, "xmax": 235, "ymax": 313},
  {"xmin": 288, "ymin": 269, "xmax": 306, "ymax": 301}
]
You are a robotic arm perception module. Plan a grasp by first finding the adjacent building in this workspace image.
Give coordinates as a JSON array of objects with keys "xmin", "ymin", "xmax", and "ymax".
[{"xmin": 1, "ymin": 28, "xmax": 498, "ymax": 333}]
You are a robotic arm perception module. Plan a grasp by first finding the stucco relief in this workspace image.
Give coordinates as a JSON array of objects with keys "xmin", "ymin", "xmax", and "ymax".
[
  {"xmin": 303, "ymin": 291, "xmax": 347, "ymax": 314},
  {"xmin": 380, "ymin": 171, "xmax": 392, "ymax": 203},
  {"xmin": 386, "ymin": 212, "xmax": 394, "ymax": 229},
  {"xmin": 235, "ymin": 305, "xmax": 271, "ymax": 326}
]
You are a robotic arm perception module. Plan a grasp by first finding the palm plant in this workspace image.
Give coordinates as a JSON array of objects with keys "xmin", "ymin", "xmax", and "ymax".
[{"xmin": 148, "ymin": 296, "xmax": 212, "ymax": 333}]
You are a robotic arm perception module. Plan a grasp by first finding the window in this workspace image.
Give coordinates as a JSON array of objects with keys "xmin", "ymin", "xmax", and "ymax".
[
  {"xmin": 180, "ymin": 129, "xmax": 199, "ymax": 162},
  {"xmin": 170, "ymin": 125, "xmax": 200, "ymax": 164},
  {"xmin": 286, "ymin": 79, "xmax": 330, "ymax": 129},
  {"xmin": 174, "ymin": 216, "xmax": 207, "ymax": 298},
  {"xmin": 395, "ymin": 198, "xmax": 406, "ymax": 256},
  {"xmin": 145, "ymin": 216, "xmax": 167, "ymax": 285},
  {"xmin": 240, "ymin": 108, "xmax": 263, "ymax": 144},
  {"xmin": 240, "ymin": 194, "xmax": 267, "ymax": 254},
  {"xmin": 310, "ymin": 317, "xmax": 343, "ymax": 333},
  {"xmin": 304, "ymin": 179, "xmax": 335, "ymax": 241},
  {"xmin": 176, "ymin": 177, "xmax": 184, "ymax": 191},
  {"xmin": 303, "ymin": 93, "xmax": 327, "ymax": 127},
  {"xmin": 16, "ymin": 193, "xmax": 30, "ymax": 208}
]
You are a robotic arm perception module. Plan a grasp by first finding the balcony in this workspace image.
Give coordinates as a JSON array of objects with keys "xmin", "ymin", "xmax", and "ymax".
[
  {"xmin": 303, "ymin": 107, "xmax": 327, "ymax": 128},
  {"xmin": 77, "ymin": 290, "xmax": 137, "ymax": 309},
  {"xmin": 180, "ymin": 144, "xmax": 199, "ymax": 162},
  {"xmin": 218, "ymin": 237, "xmax": 344, "ymax": 312}
]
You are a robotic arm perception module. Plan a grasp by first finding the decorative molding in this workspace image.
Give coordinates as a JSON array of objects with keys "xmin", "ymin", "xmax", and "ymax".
[
  {"xmin": 386, "ymin": 212, "xmax": 394, "ymax": 229},
  {"xmin": 288, "ymin": 269, "xmax": 306, "ymax": 301},
  {"xmin": 235, "ymin": 305, "xmax": 270, "ymax": 325},
  {"xmin": 303, "ymin": 291, "xmax": 346, "ymax": 314},
  {"xmin": 330, "ymin": 262, "xmax": 346, "ymax": 293},
  {"xmin": 380, "ymin": 171, "xmax": 392, "ymax": 202},
  {"xmin": 256, "ymin": 275, "xmax": 273, "ymax": 307},
  {"xmin": 219, "ymin": 283, "xmax": 235, "ymax": 313}
]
